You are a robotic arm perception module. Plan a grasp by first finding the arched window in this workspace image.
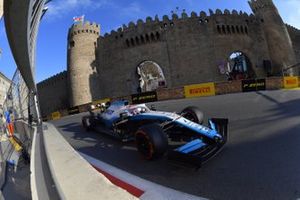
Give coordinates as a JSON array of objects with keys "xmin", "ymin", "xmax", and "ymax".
[
  {"xmin": 236, "ymin": 25, "xmax": 240, "ymax": 33},
  {"xmin": 126, "ymin": 39, "xmax": 130, "ymax": 47},
  {"xmin": 225, "ymin": 51, "xmax": 254, "ymax": 80},
  {"xmin": 240, "ymin": 26, "xmax": 244, "ymax": 34},
  {"xmin": 145, "ymin": 34, "xmax": 150, "ymax": 42},
  {"xmin": 231, "ymin": 25, "xmax": 235, "ymax": 33},
  {"xmin": 140, "ymin": 35, "xmax": 145, "ymax": 44},
  {"xmin": 156, "ymin": 32, "xmax": 160, "ymax": 40},
  {"xmin": 150, "ymin": 33, "xmax": 155, "ymax": 41},
  {"xmin": 222, "ymin": 25, "xmax": 226, "ymax": 34},
  {"xmin": 135, "ymin": 36, "xmax": 139, "ymax": 45},
  {"xmin": 130, "ymin": 38, "xmax": 135, "ymax": 46},
  {"xmin": 137, "ymin": 61, "xmax": 167, "ymax": 92},
  {"xmin": 227, "ymin": 25, "xmax": 231, "ymax": 34},
  {"xmin": 244, "ymin": 26, "xmax": 248, "ymax": 34},
  {"xmin": 69, "ymin": 41, "xmax": 75, "ymax": 48},
  {"xmin": 217, "ymin": 25, "xmax": 221, "ymax": 34}
]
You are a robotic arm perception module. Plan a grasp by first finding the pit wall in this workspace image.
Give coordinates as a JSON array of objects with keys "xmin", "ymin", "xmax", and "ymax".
[
  {"xmin": 96, "ymin": 10, "xmax": 269, "ymax": 99},
  {"xmin": 44, "ymin": 76, "xmax": 299, "ymax": 121}
]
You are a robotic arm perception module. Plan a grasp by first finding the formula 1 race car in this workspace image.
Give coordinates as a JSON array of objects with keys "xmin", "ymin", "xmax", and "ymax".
[{"xmin": 82, "ymin": 100, "xmax": 228, "ymax": 167}]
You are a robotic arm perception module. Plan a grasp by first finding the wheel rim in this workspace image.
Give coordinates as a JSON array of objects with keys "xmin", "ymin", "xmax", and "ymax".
[
  {"xmin": 184, "ymin": 111, "xmax": 198, "ymax": 123},
  {"xmin": 136, "ymin": 132, "xmax": 153, "ymax": 159}
]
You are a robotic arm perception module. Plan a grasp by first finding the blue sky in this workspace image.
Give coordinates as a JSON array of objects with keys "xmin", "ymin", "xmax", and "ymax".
[{"xmin": 0, "ymin": 0, "xmax": 299, "ymax": 82}]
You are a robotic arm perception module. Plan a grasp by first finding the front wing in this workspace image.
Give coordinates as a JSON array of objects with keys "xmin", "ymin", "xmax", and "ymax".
[{"xmin": 168, "ymin": 118, "xmax": 228, "ymax": 168}]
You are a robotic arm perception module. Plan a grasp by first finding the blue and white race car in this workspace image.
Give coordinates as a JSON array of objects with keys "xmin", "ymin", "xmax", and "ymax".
[{"xmin": 82, "ymin": 100, "xmax": 228, "ymax": 167}]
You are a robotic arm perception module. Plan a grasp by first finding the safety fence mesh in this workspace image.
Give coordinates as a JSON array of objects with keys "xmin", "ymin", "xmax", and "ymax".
[
  {"xmin": 0, "ymin": 69, "xmax": 38, "ymax": 189},
  {"xmin": 2, "ymin": 69, "xmax": 38, "ymax": 122}
]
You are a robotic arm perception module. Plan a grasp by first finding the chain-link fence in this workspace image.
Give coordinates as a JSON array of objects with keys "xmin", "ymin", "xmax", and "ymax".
[
  {"xmin": 2, "ymin": 69, "xmax": 38, "ymax": 123},
  {"xmin": 0, "ymin": 69, "xmax": 38, "ymax": 189}
]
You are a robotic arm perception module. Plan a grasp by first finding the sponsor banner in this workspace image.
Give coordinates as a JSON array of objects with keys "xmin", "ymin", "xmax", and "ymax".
[
  {"xmin": 184, "ymin": 82, "xmax": 215, "ymax": 98},
  {"xmin": 132, "ymin": 91, "xmax": 157, "ymax": 104},
  {"xmin": 242, "ymin": 79, "xmax": 266, "ymax": 92},
  {"xmin": 283, "ymin": 76, "xmax": 299, "ymax": 89},
  {"xmin": 68, "ymin": 106, "xmax": 80, "ymax": 115},
  {"xmin": 51, "ymin": 111, "xmax": 61, "ymax": 120},
  {"xmin": 92, "ymin": 98, "xmax": 111, "ymax": 106}
]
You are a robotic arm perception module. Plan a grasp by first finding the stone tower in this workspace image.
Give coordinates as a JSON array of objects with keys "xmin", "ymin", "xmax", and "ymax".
[
  {"xmin": 67, "ymin": 21, "xmax": 100, "ymax": 107},
  {"xmin": 249, "ymin": 0, "xmax": 297, "ymax": 75}
]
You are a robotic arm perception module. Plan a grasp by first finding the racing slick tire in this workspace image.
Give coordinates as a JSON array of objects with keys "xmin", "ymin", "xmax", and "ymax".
[
  {"xmin": 181, "ymin": 106, "xmax": 204, "ymax": 124},
  {"xmin": 82, "ymin": 116, "xmax": 93, "ymax": 131},
  {"xmin": 135, "ymin": 123, "xmax": 168, "ymax": 160}
]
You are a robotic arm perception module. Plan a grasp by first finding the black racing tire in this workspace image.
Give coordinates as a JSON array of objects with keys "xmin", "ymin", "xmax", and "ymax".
[
  {"xmin": 82, "ymin": 116, "xmax": 93, "ymax": 131},
  {"xmin": 135, "ymin": 123, "xmax": 168, "ymax": 160},
  {"xmin": 181, "ymin": 106, "xmax": 204, "ymax": 124}
]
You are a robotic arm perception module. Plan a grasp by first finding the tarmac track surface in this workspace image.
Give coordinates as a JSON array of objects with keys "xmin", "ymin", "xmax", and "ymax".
[{"xmin": 51, "ymin": 90, "xmax": 300, "ymax": 200}]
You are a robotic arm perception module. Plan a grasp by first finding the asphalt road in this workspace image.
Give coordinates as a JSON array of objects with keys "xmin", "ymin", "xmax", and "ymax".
[{"xmin": 51, "ymin": 89, "xmax": 300, "ymax": 200}]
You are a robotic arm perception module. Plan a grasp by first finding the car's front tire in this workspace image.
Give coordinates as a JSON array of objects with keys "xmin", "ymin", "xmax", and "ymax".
[
  {"xmin": 135, "ymin": 123, "xmax": 168, "ymax": 160},
  {"xmin": 181, "ymin": 106, "xmax": 204, "ymax": 124}
]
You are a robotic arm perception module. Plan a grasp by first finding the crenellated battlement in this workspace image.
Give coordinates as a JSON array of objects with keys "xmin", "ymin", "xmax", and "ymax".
[
  {"xmin": 68, "ymin": 21, "xmax": 100, "ymax": 39},
  {"xmin": 286, "ymin": 24, "xmax": 300, "ymax": 34},
  {"xmin": 248, "ymin": 0, "xmax": 275, "ymax": 12},
  {"xmin": 102, "ymin": 9, "xmax": 255, "ymax": 40},
  {"xmin": 38, "ymin": 71, "xmax": 67, "ymax": 88}
]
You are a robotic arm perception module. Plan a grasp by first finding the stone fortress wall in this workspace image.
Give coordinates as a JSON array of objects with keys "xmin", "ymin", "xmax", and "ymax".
[
  {"xmin": 287, "ymin": 25, "xmax": 300, "ymax": 62},
  {"xmin": 37, "ymin": 71, "xmax": 68, "ymax": 116},
  {"xmin": 37, "ymin": 0, "xmax": 300, "ymax": 117},
  {"xmin": 96, "ymin": 9, "xmax": 269, "ymax": 99}
]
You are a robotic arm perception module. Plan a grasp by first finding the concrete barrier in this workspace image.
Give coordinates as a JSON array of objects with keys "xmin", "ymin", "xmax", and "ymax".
[{"xmin": 42, "ymin": 122, "xmax": 137, "ymax": 200}]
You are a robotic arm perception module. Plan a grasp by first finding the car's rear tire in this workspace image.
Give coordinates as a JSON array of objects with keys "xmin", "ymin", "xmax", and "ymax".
[
  {"xmin": 181, "ymin": 106, "xmax": 204, "ymax": 124},
  {"xmin": 135, "ymin": 123, "xmax": 168, "ymax": 160},
  {"xmin": 82, "ymin": 116, "xmax": 92, "ymax": 131}
]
